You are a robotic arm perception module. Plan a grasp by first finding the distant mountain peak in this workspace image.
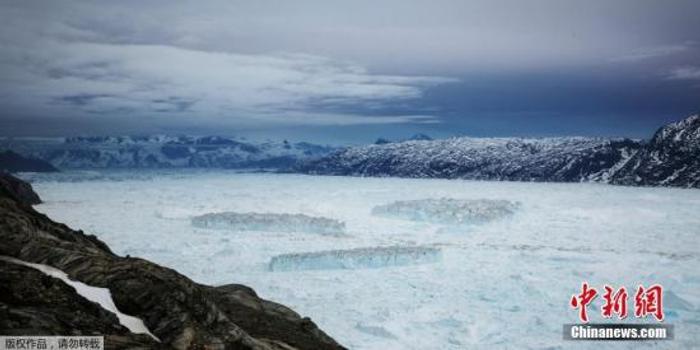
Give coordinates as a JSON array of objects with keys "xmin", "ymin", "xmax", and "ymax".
[
  {"xmin": 0, "ymin": 150, "xmax": 58, "ymax": 173},
  {"xmin": 2, "ymin": 136, "xmax": 337, "ymax": 170},
  {"xmin": 373, "ymin": 133, "xmax": 432, "ymax": 145},
  {"xmin": 408, "ymin": 133, "xmax": 433, "ymax": 141},
  {"xmin": 374, "ymin": 138, "xmax": 391, "ymax": 145},
  {"xmin": 611, "ymin": 113, "xmax": 700, "ymax": 188},
  {"xmin": 652, "ymin": 113, "xmax": 700, "ymax": 145}
]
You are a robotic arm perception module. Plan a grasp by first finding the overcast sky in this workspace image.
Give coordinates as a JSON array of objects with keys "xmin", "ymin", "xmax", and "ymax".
[{"xmin": 1, "ymin": 0, "xmax": 699, "ymax": 143}]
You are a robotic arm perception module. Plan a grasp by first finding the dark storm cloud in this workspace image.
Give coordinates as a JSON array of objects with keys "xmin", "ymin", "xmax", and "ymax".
[
  {"xmin": 0, "ymin": 0, "xmax": 698, "ymax": 140},
  {"xmin": 151, "ymin": 97, "xmax": 198, "ymax": 113},
  {"xmin": 56, "ymin": 94, "xmax": 112, "ymax": 107}
]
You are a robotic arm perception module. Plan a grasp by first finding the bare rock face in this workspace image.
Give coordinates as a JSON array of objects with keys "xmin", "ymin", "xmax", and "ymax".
[
  {"xmin": 0, "ymin": 260, "xmax": 159, "ymax": 350},
  {"xmin": 0, "ymin": 174, "xmax": 344, "ymax": 350},
  {"xmin": 0, "ymin": 172, "xmax": 42, "ymax": 205}
]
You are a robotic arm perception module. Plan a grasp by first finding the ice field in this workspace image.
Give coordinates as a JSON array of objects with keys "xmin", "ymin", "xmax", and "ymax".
[{"xmin": 26, "ymin": 171, "xmax": 700, "ymax": 349}]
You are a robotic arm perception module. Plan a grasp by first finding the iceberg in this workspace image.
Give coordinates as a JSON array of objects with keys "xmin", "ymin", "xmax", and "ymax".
[
  {"xmin": 191, "ymin": 212, "xmax": 346, "ymax": 235},
  {"xmin": 269, "ymin": 246, "xmax": 441, "ymax": 271},
  {"xmin": 371, "ymin": 198, "xmax": 519, "ymax": 225}
]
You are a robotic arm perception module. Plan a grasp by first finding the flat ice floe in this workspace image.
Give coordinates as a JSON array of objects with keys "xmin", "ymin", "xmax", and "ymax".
[
  {"xmin": 191, "ymin": 212, "xmax": 346, "ymax": 235},
  {"xmin": 371, "ymin": 198, "xmax": 519, "ymax": 225},
  {"xmin": 269, "ymin": 246, "xmax": 442, "ymax": 271}
]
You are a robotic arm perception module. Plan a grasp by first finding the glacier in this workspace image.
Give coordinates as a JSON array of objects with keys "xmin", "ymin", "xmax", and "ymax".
[
  {"xmin": 25, "ymin": 170, "xmax": 700, "ymax": 349},
  {"xmin": 192, "ymin": 212, "xmax": 346, "ymax": 235},
  {"xmin": 371, "ymin": 198, "xmax": 519, "ymax": 225},
  {"xmin": 268, "ymin": 246, "xmax": 441, "ymax": 271}
]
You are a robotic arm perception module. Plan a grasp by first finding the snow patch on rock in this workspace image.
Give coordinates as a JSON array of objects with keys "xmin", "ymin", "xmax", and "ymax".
[{"xmin": 0, "ymin": 255, "xmax": 159, "ymax": 341}]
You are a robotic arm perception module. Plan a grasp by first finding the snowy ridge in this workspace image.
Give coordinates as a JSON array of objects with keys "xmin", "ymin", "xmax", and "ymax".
[
  {"xmin": 299, "ymin": 114, "xmax": 700, "ymax": 188},
  {"xmin": 610, "ymin": 114, "xmax": 700, "ymax": 188},
  {"xmin": 299, "ymin": 136, "xmax": 640, "ymax": 183},
  {"xmin": 1, "ymin": 135, "xmax": 336, "ymax": 169},
  {"xmin": 5, "ymin": 114, "xmax": 699, "ymax": 187}
]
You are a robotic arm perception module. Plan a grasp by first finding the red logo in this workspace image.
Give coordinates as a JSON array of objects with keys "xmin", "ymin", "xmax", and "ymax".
[
  {"xmin": 601, "ymin": 285, "xmax": 628, "ymax": 319},
  {"xmin": 570, "ymin": 283, "xmax": 663, "ymax": 322},
  {"xmin": 634, "ymin": 284, "xmax": 664, "ymax": 321},
  {"xmin": 570, "ymin": 282, "xmax": 598, "ymax": 323}
]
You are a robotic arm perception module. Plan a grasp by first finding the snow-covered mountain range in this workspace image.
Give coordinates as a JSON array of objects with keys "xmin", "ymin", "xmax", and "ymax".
[
  {"xmin": 609, "ymin": 114, "xmax": 700, "ymax": 187},
  {"xmin": 297, "ymin": 137, "xmax": 641, "ymax": 182},
  {"xmin": 1, "ymin": 135, "xmax": 336, "ymax": 169},
  {"xmin": 2, "ymin": 114, "xmax": 698, "ymax": 188},
  {"xmin": 298, "ymin": 114, "xmax": 700, "ymax": 188}
]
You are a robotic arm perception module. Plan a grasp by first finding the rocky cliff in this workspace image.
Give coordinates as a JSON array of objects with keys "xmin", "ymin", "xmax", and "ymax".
[
  {"xmin": 0, "ymin": 172, "xmax": 43, "ymax": 205},
  {"xmin": 0, "ymin": 174, "xmax": 344, "ymax": 350}
]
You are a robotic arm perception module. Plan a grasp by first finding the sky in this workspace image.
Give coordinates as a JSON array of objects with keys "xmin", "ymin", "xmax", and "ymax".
[{"xmin": 1, "ymin": 0, "xmax": 699, "ymax": 143}]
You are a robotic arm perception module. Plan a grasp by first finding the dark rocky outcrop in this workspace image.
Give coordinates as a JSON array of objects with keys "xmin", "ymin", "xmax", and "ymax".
[
  {"xmin": 0, "ymin": 150, "xmax": 58, "ymax": 173},
  {"xmin": 205, "ymin": 284, "xmax": 340, "ymax": 350},
  {"xmin": 0, "ymin": 172, "xmax": 42, "ymax": 205},
  {"xmin": 0, "ymin": 260, "xmax": 159, "ymax": 350},
  {"xmin": 0, "ymin": 174, "xmax": 344, "ymax": 350}
]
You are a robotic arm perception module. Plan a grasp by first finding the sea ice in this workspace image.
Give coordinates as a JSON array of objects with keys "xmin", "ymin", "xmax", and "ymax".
[
  {"xmin": 371, "ymin": 198, "xmax": 519, "ymax": 225},
  {"xmin": 27, "ymin": 171, "xmax": 700, "ymax": 349},
  {"xmin": 268, "ymin": 246, "xmax": 442, "ymax": 271},
  {"xmin": 191, "ymin": 212, "xmax": 346, "ymax": 235}
]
